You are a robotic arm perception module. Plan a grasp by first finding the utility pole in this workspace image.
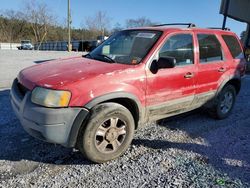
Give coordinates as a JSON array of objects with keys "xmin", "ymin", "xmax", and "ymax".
[{"xmin": 67, "ymin": 0, "xmax": 71, "ymax": 52}]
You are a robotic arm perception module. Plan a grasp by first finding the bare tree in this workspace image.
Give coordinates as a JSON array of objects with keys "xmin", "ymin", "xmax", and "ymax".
[
  {"xmin": 0, "ymin": 10, "xmax": 26, "ymax": 42},
  {"xmin": 24, "ymin": 0, "xmax": 55, "ymax": 49},
  {"xmin": 84, "ymin": 11, "xmax": 111, "ymax": 36},
  {"xmin": 111, "ymin": 22, "xmax": 123, "ymax": 33},
  {"xmin": 0, "ymin": 14, "xmax": 9, "ymax": 42},
  {"xmin": 126, "ymin": 17, "xmax": 155, "ymax": 28}
]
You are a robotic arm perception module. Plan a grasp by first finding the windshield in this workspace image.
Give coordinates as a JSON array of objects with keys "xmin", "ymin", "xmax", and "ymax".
[{"xmin": 87, "ymin": 30, "xmax": 162, "ymax": 64}]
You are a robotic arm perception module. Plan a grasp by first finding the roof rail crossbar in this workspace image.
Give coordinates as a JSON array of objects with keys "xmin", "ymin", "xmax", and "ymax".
[
  {"xmin": 207, "ymin": 27, "xmax": 231, "ymax": 31},
  {"xmin": 152, "ymin": 23, "xmax": 196, "ymax": 28}
]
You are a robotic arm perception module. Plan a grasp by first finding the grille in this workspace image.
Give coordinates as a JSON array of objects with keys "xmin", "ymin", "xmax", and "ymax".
[{"xmin": 16, "ymin": 81, "xmax": 29, "ymax": 97}]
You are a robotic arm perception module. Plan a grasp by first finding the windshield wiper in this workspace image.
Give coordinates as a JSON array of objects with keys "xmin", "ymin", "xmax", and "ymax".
[
  {"xmin": 83, "ymin": 53, "xmax": 116, "ymax": 63},
  {"xmin": 82, "ymin": 53, "xmax": 93, "ymax": 59},
  {"xmin": 96, "ymin": 54, "xmax": 116, "ymax": 63}
]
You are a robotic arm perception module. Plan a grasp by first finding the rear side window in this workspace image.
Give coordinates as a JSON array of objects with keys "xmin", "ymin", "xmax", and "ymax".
[
  {"xmin": 198, "ymin": 34, "xmax": 223, "ymax": 63},
  {"xmin": 222, "ymin": 35, "xmax": 243, "ymax": 59}
]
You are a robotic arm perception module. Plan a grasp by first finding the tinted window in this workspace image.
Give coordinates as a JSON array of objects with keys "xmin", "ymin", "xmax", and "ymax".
[
  {"xmin": 159, "ymin": 34, "xmax": 194, "ymax": 66},
  {"xmin": 198, "ymin": 34, "xmax": 223, "ymax": 63},
  {"xmin": 222, "ymin": 35, "xmax": 243, "ymax": 59}
]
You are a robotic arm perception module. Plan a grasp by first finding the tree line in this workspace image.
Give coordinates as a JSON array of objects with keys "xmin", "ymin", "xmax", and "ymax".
[
  {"xmin": 0, "ymin": 1, "xmax": 155, "ymax": 46},
  {"xmin": 4, "ymin": 1, "xmax": 245, "ymax": 47}
]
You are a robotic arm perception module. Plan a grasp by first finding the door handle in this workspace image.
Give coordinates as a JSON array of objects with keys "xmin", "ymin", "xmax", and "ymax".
[
  {"xmin": 218, "ymin": 67, "xmax": 226, "ymax": 72},
  {"xmin": 184, "ymin": 72, "xmax": 194, "ymax": 79}
]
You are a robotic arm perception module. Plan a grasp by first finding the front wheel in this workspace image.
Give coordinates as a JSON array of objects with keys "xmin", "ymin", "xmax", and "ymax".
[
  {"xmin": 77, "ymin": 102, "xmax": 135, "ymax": 163},
  {"xmin": 209, "ymin": 84, "xmax": 236, "ymax": 119}
]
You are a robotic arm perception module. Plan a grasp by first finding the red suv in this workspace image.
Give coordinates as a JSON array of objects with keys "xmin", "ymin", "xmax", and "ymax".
[{"xmin": 11, "ymin": 24, "xmax": 246, "ymax": 163}]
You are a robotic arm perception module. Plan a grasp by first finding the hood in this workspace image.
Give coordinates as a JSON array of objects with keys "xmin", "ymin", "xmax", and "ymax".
[{"xmin": 18, "ymin": 56, "xmax": 130, "ymax": 90}]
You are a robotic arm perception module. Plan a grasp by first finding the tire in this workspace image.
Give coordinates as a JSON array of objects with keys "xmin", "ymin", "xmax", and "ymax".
[
  {"xmin": 77, "ymin": 102, "xmax": 135, "ymax": 163},
  {"xmin": 209, "ymin": 84, "xmax": 236, "ymax": 119}
]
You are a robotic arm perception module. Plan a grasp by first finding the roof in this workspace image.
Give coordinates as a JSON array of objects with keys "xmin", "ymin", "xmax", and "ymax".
[{"xmin": 126, "ymin": 25, "xmax": 235, "ymax": 35}]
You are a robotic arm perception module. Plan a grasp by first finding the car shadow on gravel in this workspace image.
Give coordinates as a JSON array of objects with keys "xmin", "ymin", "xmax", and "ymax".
[
  {"xmin": 133, "ymin": 108, "xmax": 250, "ymax": 184},
  {"xmin": 0, "ymin": 89, "xmax": 91, "ymax": 166}
]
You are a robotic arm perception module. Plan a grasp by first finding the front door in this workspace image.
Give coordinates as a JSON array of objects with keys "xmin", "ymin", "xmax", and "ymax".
[{"xmin": 146, "ymin": 32, "xmax": 197, "ymax": 121}]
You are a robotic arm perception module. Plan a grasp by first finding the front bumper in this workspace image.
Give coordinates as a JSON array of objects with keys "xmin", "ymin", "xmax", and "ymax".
[{"xmin": 10, "ymin": 79, "xmax": 89, "ymax": 147}]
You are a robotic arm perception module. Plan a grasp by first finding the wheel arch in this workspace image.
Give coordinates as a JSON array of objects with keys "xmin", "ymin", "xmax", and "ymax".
[
  {"xmin": 217, "ymin": 76, "xmax": 241, "ymax": 97},
  {"xmin": 85, "ymin": 92, "xmax": 144, "ymax": 130},
  {"xmin": 226, "ymin": 78, "xmax": 241, "ymax": 95}
]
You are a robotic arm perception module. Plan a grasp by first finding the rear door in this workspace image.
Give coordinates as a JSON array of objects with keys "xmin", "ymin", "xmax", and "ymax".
[
  {"xmin": 194, "ymin": 33, "xmax": 228, "ymax": 106},
  {"xmin": 146, "ymin": 32, "xmax": 197, "ymax": 120}
]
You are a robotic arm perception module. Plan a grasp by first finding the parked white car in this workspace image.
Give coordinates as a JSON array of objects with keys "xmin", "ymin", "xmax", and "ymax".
[{"xmin": 17, "ymin": 40, "xmax": 33, "ymax": 50}]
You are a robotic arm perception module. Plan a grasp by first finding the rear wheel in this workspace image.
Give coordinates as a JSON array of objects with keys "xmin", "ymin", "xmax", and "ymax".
[
  {"xmin": 209, "ymin": 84, "xmax": 236, "ymax": 119},
  {"xmin": 77, "ymin": 102, "xmax": 135, "ymax": 163}
]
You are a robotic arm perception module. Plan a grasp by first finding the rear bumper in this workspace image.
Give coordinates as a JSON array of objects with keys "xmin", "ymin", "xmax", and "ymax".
[{"xmin": 10, "ymin": 79, "xmax": 89, "ymax": 147}]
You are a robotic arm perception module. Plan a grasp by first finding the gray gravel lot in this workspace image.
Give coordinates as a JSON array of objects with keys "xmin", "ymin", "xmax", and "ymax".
[
  {"xmin": 0, "ymin": 50, "xmax": 83, "ymax": 89},
  {"xmin": 0, "ymin": 50, "xmax": 250, "ymax": 187}
]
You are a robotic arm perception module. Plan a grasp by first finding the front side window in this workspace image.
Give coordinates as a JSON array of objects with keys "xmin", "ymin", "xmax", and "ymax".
[
  {"xmin": 198, "ymin": 34, "xmax": 223, "ymax": 63},
  {"xmin": 222, "ymin": 35, "xmax": 243, "ymax": 59},
  {"xmin": 159, "ymin": 34, "xmax": 194, "ymax": 66},
  {"xmin": 87, "ymin": 30, "xmax": 162, "ymax": 65}
]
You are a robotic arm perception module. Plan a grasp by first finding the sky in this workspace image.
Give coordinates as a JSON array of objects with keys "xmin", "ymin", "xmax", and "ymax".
[{"xmin": 0, "ymin": 0, "xmax": 247, "ymax": 37}]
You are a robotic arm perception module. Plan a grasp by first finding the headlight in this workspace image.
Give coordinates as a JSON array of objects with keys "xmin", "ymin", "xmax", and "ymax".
[{"xmin": 31, "ymin": 87, "xmax": 71, "ymax": 107}]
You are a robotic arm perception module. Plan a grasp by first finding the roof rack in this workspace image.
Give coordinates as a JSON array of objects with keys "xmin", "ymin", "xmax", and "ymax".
[
  {"xmin": 207, "ymin": 27, "xmax": 231, "ymax": 31},
  {"xmin": 152, "ymin": 23, "xmax": 196, "ymax": 28}
]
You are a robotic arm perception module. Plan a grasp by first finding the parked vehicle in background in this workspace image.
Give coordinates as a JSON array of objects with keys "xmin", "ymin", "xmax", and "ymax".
[
  {"xmin": 97, "ymin": 35, "xmax": 109, "ymax": 45},
  {"xmin": 77, "ymin": 40, "xmax": 98, "ymax": 52},
  {"xmin": 11, "ymin": 23, "xmax": 246, "ymax": 163},
  {"xmin": 17, "ymin": 40, "xmax": 34, "ymax": 50}
]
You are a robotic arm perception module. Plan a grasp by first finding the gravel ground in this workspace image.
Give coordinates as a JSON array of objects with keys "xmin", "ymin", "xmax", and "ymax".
[{"xmin": 0, "ymin": 51, "xmax": 250, "ymax": 187}]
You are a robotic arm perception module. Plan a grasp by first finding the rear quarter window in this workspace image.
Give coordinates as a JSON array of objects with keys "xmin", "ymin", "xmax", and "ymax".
[{"xmin": 222, "ymin": 35, "xmax": 243, "ymax": 59}]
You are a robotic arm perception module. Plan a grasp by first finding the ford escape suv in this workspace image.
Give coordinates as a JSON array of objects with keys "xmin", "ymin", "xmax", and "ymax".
[{"xmin": 11, "ymin": 23, "xmax": 246, "ymax": 163}]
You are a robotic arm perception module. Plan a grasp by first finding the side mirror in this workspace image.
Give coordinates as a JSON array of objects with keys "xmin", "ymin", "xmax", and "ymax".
[
  {"xmin": 157, "ymin": 56, "xmax": 176, "ymax": 69},
  {"xmin": 150, "ymin": 56, "xmax": 176, "ymax": 73}
]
